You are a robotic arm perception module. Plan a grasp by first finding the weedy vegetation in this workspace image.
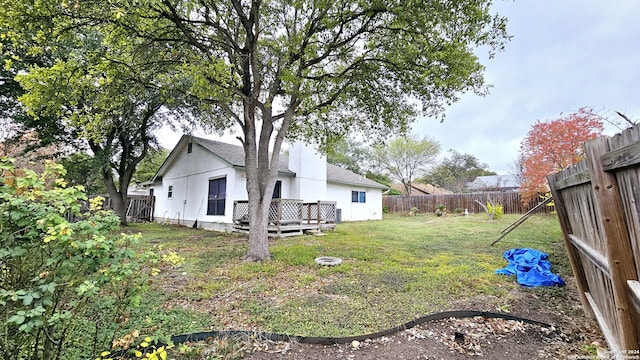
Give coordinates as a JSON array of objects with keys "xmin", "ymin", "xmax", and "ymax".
[
  {"xmin": 1, "ymin": 160, "xmax": 568, "ymax": 359},
  {"xmin": 127, "ymin": 211, "xmax": 568, "ymax": 349}
]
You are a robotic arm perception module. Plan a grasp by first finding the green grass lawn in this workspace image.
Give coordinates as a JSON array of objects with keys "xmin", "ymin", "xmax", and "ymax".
[{"xmin": 122, "ymin": 212, "xmax": 570, "ymax": 343}]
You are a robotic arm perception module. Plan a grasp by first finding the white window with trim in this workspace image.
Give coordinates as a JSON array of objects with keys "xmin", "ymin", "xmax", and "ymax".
[{"xmin": 351, "ymin": 190, "xmax": 366, "ymax": 203}]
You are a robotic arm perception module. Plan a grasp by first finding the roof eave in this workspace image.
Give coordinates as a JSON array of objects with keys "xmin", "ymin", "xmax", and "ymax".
[
  {"xmin": 231, "ymin": 165, "xmax": 295, "ymax": 177},
  {"xmin": 327, "ymin": 179, "xmax": 387, "ymax": 190}
]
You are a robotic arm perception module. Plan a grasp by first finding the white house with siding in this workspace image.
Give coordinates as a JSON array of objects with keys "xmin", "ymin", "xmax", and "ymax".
[{"xmin": 149, "ymin": 135, "xmax": 386, "ymax": 232}]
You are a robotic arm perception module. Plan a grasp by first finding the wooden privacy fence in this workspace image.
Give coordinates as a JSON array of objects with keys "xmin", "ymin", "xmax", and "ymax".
[
  {"xmin": 103, "ymin": 195, "xmax": 155, "ymax": 222},
  {"xmin": 383, "ymin": 191, "xmax": 553, "ymax": 215},
  {"xmin": 548, "ymin": 123, "xmax": 640, "ymax": 353},
  {"xmin": 65, "ymin": 195, "xmax": 155, "ymax": 222}
]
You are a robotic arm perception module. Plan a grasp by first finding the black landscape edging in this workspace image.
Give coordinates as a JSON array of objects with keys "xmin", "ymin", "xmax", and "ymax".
[
  {"xmin": 170, "ymin": 310, "xmax": 551, "ymax": 345},
  {"xmin": 104, "ymin": 310, "xmax": 551, "ymax": 358}
]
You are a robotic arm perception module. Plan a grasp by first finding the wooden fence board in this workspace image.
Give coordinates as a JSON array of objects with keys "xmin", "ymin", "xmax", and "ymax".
[
  {"xmin": 549, "ymin": 166, "xmax": 596, "ymax": 319},
  {"xmin": 554, "ymin": 169, "xmax": 591, "ymax": 190},
  {"xmin": 102, "ymin": 195, "xmax": 155, "ymax": 222},
  {"xmin": 614, "ymin": 168, "xmax": 640, "ymax": 280},
  {"xmin": 601, "ymin": 142, "xmax": 640, "ymax": 171},
  {"xmin": 569, "ymin": 234, "xmax": 610, "ymax": 277},
  {"xmin": 382, "ymin": 191, "xmax": 551, "ymax": 215},
  {"xmin": 584, "ymin": 136, "xmax": 638, "ymax": 350},
  {"xmin": 586, "ymin": 292, "xmax": 621, "ymax": 355},
  {"xmin": 627, "ymin": 280, "xmax": 640, "ymax": 313},
  {"xmin": 564, "ymin": 183, "xmax": 606, "ymax": 255},
  {"xmin": 549, "ymin": 123, "xmax": 640, "ymax": 351},
  {"xmin": 608, "ymin": 127, "xmax": 640, "ymax": 283}
]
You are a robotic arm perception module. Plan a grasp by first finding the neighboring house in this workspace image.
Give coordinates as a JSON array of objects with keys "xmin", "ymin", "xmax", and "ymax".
[
  {"xmin": 467, "ymin": 175, "xmax": 521, "ymax": 192},
  {"xmin": 389, "ymin": 182, "xmax": 453, "ymax": 195},
  {"xmin": 149, "ymin": 135, "xmax": 387, "ymax": 232},
  {"xmin": 127, "ymin": 183, "xmax": 151, "ymax": 196}
]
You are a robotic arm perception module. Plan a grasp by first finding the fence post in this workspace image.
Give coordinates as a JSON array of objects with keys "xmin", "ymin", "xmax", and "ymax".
[
  {"xmin": 547, "ymin": 174, "xmax": 594, "ymax": 319},
  {"xmin": 584, "ymin": 137, "xmax": 638, "ymax": 351}
]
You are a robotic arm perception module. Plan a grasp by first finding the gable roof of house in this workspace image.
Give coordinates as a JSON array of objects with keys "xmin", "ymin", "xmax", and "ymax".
[
  {"xmin": 467, "ymin": 174, "xmax": 520, "ymax": 190},
  {"xmin": 153, "ymin": 135, "xmax": 387, "ymax": 189},
  {"xmin": 326, "ymin": 163, "xmax": 387, "ymax": 189},
  {"xmin": 194, "ymin": 136, "xmax": 246, "ymax": 166},
  {"xmin": 390, "ymin": 182, "xmax": 453, "ymax": 195},
  {"xmin": 195, "ymin": 136, "xmax": 297, "ymax": 175},
  {"xmin": 152, "ymin": 135, "xmax": 295, "ymax": 181}
]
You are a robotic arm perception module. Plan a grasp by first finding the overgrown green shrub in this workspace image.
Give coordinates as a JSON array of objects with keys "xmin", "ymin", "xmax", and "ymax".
[
  {"xmin": 486, "ymin": 201, "xmax": 504, "ymax": 220},
  {"xmin": 0, "ymin": 158, "xmax": 161, "ymax": 360}
]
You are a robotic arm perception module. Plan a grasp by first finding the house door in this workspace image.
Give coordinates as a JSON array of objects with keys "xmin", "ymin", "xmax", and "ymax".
[{"xmin": 207, "ymin": 177, "xmax": 226, "ymax": 216}]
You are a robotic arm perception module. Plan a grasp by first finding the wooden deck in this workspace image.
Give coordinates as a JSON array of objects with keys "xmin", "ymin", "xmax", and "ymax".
[
  {"xmin": 233, "ymin": 222, "xmax": 336, "ymax": 237},
  {"xmin": 232, "ymin": 199, "xmax": 337, "ymax": 237}
]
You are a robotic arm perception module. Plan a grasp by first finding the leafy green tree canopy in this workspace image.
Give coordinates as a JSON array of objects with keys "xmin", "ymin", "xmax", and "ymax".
[
  {"xmin": 326, "ymin": 137, "xmax": 371, "ymax": 175},
  {"xmin": 132, "ymin": 147, "xmax": 169, "ymax": 184},
  {"xmin": 373, "ymin": 134, "xmax": 441, "ymax": 196},
  {"xmin": 422, "ymin": 149, "xmax": 496, "ymax": 192},
  {"xmin": 58, "ymin": 152, "xmax": 107, "ymax": 195},
  {"xmin": 3, "ymin": 10, "xmax": 206, "ymax": 224},
  {"xmin": 14, "ymin": 40, "xmax": 172, "ymax": 223},
  {"xmin": 3, "ymin": 0, "xmax": 509, "ymax": 260},
  {"xmin": 0, "ymin": 16, "xmax": 69, "ymax": 156}
]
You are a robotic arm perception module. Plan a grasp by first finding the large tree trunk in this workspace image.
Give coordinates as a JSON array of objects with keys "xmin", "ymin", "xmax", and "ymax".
[
  {"xmin": 239, "ymin": 101, "xmax": 293, "ymax": 261},
  {"xmin": 91, "ymin": 137, "xmax": 137, "ymax": 226},
  {"xmin": 102, "ymin": 165, "xmax": 129, "ymax": 225},
  {"xmin": 236, "ymin": 6, "xmax": 297, "ymax": 260},
  {"xmin": 108, "ymin": 190, "xmax": 128, "ymax": 225},
  {"xmin": 243, "ymin": 195, "xmax": 272, "ymax": 261},
  {"xmin": 240, "ymin": 95, "xmax": 274, "ymax": 261}
]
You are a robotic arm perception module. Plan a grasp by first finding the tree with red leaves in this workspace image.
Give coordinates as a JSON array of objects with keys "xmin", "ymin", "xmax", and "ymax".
[{"xmin": 519, "ymin": 107, "xmax": 604, "ymax": 205}]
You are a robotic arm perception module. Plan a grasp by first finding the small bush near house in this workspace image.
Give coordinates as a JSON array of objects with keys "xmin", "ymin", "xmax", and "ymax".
[{"xmin": 0, "ymin": 158, "xmax": 162, "ymax": 360}]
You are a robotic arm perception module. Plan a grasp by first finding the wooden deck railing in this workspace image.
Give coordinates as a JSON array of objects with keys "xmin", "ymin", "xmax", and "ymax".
[
  {"xmin": 302, "ymin": 201, "xmax": 337, "ymax": 224},
  {"xmin": 233, "ymin": 199, "xmax": 337, "ymax": 225}
]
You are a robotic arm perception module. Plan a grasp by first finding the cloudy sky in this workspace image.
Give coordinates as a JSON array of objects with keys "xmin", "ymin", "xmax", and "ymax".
[
  {"xmin": 158, "ymin": 1, "xmax": 640, "ymax": 175},
  {"xmin": 415, "ymin": 0, "xmax": 640, "ymax": 174}
]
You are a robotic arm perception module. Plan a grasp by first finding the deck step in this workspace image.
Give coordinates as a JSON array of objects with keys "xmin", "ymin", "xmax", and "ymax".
[{"xmin": 305, "ymin": 229, "xmax": 326, "ymax": 236}]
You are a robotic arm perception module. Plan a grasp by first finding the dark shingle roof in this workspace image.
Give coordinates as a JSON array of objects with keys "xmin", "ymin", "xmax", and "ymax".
[
  {"xmin": 194, "ymin": 136, "xmax": 246, "ymax": 166},
  {"xmin": 154, "ymin": 135, "xmax": 387, "ymax": 189},
  {"xmin": 326, "ymin": 163, "xmax": 387, "ymax": 189},
  {"xmin": 192, "ymin": 136, "xmax": 294, "ymax": 175},
  {"xmin": 390, "ymin": 182, "xmax": 452, "ymax": 195}
]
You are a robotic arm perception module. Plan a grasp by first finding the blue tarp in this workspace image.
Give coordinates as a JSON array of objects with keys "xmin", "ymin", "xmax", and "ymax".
[{"xmin": 496, "ymin": 248, "xmax": 565, "ymax": 287}]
